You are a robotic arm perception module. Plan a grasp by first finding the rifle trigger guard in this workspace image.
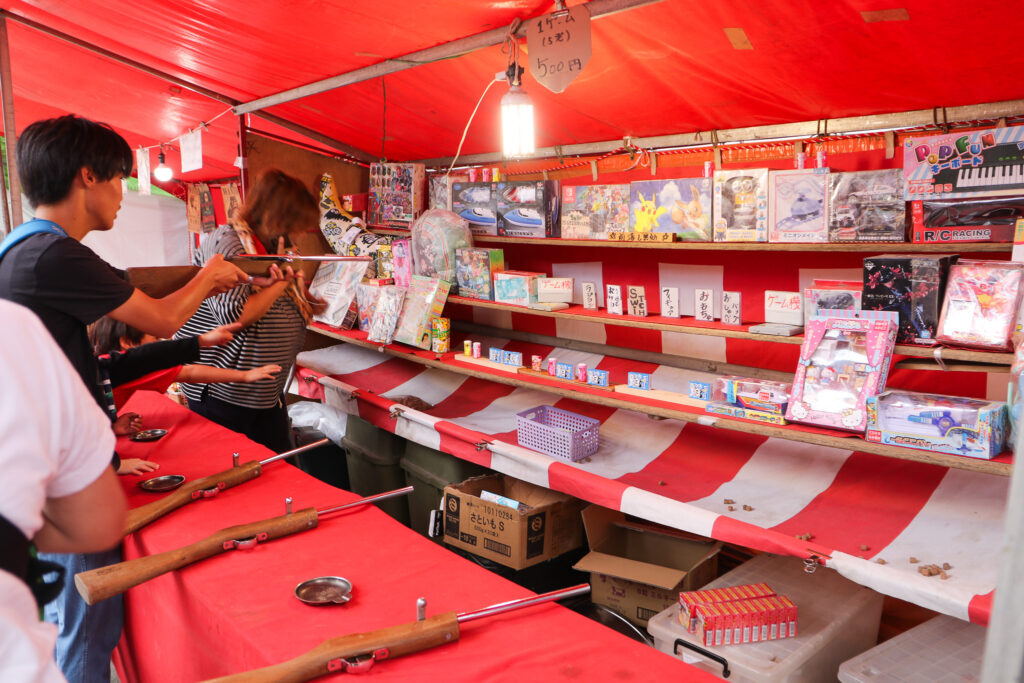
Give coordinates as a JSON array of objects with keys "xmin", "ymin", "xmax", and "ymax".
[
  {"xmin": 328, "ymin": 650, "xmax": 388, "ymax": 673},
  {"xmin": 192, "ymin": 482, "xmax": 226, "ymax": 500},
  {"xmin": 222, "ymin": 532, "xmax": 268, "ymax": 551}
]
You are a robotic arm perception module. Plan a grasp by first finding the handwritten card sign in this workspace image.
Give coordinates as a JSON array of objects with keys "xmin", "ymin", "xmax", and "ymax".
[
  {"xmin": 606, "ymin": 285, "xmax": 623, "ymax": 315},
  {"xmin": 661, "ymin": 287, "xmax": 679, "ymax": 318},
  {"xmin": 695, "ymin": 288, "xmax": 714, "ymax": 321},
  {"xmin": 627, "ymin": 286, "xmax": 647, "ymax": 317},
  {"xmin": 582, "ymin": 282, "xmax": 598, "ymax": 310},
  {"xmin": 722, "ymin": 291, "xmax": 742, "ymax": 325},
  {"xmin": 627, "ymin": 371, "xmax": 651, "ymax": 390},
  {"xmin": 555, "ymin": 362, "xmax": 574, "ymax": 380},
  {"xmin": 526, "ymin": 5, "xmax": 591, "ymax": 94},
  {"xmin": 586, "ymin": 369, "xmax": 609, "ymax": 387},
  {"xmin": 764, "ymin": 290, "xmax": 804, "ymax": 326},
  {"xmin": 537, "ymin": 277, "xmax": 574, "ymax": 303}
]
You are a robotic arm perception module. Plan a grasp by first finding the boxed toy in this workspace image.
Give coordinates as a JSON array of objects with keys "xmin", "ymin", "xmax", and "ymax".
[
  {"xmin": 454, "ymin": 247, "xmax": 504, "ymax": 300},
  {"xmin": 366, "ymin": 285, "xmax": 406, "ymax": 345},
  {"xmin": 496, "ymin": 180, "xmax": 561, "ymax": 238},
  {"xmin": 936, "ymin": 260, "xmax": 1024, "ymax": 351},
  {"xmin": 561, "ymin": 184, "xmax": 630, "ymax": 239},
  {"xmin": 865, "ymin": 390, "xmax": 1008, "ymax": 459},
  {"xmin": 308, "ymin": 260, "xmax": 371, "ymax": 329},
  {"xmin": 451, "ymin": 181, "xmax": 498, "ymax": 236},
  {"xmin": 355, "ymin": 281, "xmax": 385, "ymax": 332},
  {"xmin": 392, "ymin": 275, "xmax": 451, "ymax": 349},
  {"xmin": 494, "ymin": 270, "xmax": 543, "ymax": 306},
  {"xmin": 712, "ymin": 376, "xmax": 791, "ymax": 415},
  {"xmin": 903, "ymin": 125, "xmax": 1024, "ymax": 200},
  {"xmin": 862, "ymin": 254, "xmax": 957, "ymax": 343},
  {"xmin": 391, "ymin": 238, "xmax": 412, "ymax": 288},
  {"xmin": 768, "ymin": 168, "xmax": 829, "ymax": 242},
  {"xmin": 368, "ymin": 162, "xmax": 425, "ymax": 228},
  {"xmin": 713, "ymin": 168, "xmax": 769, "ymax": 242},
  {"xmin": 786, "ymin": 309, "xmax": 898, "ymax": 432},
  {"xmin": 705, "ymin": 402, "xmax": 788, "ymax": 426},
  {"xmin": 910, "ymin": 196, "xmax": 1020, "ymax": 243},
  {"xmin": 827, "ymin": 169, "xmax": 905, "ymax": 242},
  {"xmin": 630, "ymin": 178, "xmax": 713, "ymax": 241},
  {"xmin": 804, "ymin": 279, "xmax": 862, "ymax": 326},
  {"xmin": 427, "ymin": 172, "xmax": 469, "ymax": 211}
]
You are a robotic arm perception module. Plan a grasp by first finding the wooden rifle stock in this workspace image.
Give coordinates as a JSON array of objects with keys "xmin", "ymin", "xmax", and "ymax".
[
  {"xmin": 202, "ymin": 613, "xmax": 461, "ymax": 683},
  {"xmin": 75, "ymin": 507, "xmax": 319, "ymax": 605},
  {"xmin": 124, "ymin": 461, "xmax": 263, "ymax": 535},
  {"xmin": 125, "ymin": 255, "xmax": 355, "ymax": 297}
]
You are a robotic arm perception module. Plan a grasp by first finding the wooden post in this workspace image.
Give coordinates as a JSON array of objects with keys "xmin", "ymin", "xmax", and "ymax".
[{"xmin": 0, "ymin": 15, "xmax": 20, "ymax": 232}]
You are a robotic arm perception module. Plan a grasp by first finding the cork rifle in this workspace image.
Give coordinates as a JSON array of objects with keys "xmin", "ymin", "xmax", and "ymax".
[
  {"xmin": 75, "ymin": 486, "xmax": 414, "ymax": 605},
  {"xmin": 200, "ymin": 584, "xmax": 590, "ymax": 683}
]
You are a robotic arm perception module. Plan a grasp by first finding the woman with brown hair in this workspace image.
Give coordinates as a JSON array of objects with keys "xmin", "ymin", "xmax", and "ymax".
[{"xmin": 175, "ymin": 169, "xmax": 320, "ymax": 452}]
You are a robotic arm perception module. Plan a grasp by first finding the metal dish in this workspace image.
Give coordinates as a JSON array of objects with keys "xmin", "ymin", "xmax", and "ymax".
[
  {"xmin": 138, "ymin": 474, "xmax": 185, "ymax": 492},
  {"xmin": 130, "ymin": 428, "xmax": 168, "ymax": 442},
  {"xmin": 294, "ymin": 577, "xmax": 353, "ymax": 605}
]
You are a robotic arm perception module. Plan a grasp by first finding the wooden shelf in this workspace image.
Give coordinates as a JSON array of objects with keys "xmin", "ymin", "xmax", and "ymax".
[
  {"xmin": 446, "ymin": 296, "xmax": 1015, "ymax": 366},
  {"xmin": 308, "ymin": 324, "xmax": 1012, "ymax": 477},
  {"xmin": 371, "ymin": 228, "xmax": 1010, "ymax": 253}
]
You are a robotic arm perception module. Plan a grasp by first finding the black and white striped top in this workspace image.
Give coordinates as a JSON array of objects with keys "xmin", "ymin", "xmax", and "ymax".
[{"xmin": 176, "ymin": 226, "xmax": 305, "ymax": 409}]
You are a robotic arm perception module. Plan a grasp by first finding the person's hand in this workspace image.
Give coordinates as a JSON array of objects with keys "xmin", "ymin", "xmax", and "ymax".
[
  {"xmin": 117, "ymin": 458, "xmax": 159, "ymax": 476},
  {"xmin": 248, "ymin": 263, "xmax": 295, "ymax": 289},
  {"xmin": 203, "ymin": 253, "xmax": 249, "ymax": 295},
  {"xmin": 242, "ymin": 364, "xmax": 282, "ymax": 382},
  {"xmin": 112, "ymin": 412, "xmax": 143, "ymax": 436},
  {"xmin": 198, "ymin": 322, "xmax": 242, "ymax": 347}
]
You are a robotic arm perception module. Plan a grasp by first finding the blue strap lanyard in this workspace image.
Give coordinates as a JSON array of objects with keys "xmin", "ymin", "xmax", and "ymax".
[{"xmin": 0, "ymin": 219, "xmax": 68, "ymax": 262}]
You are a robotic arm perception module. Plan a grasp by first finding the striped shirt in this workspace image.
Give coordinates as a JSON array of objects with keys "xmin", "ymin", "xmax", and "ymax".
[{"xmin": 176, "ymin": 226, "xmax": 305, "ymax": 409}]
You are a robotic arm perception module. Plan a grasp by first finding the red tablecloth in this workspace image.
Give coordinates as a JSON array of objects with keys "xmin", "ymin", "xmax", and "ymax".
[{"xmin": 111, "ymin": 392, "xmax": 713, "ymax": 682}]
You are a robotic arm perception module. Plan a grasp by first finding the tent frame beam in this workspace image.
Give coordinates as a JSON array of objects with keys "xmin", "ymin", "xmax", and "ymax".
[{"xmin": 0, "ymin": 16, "xmax": 21, "ymax": 232}]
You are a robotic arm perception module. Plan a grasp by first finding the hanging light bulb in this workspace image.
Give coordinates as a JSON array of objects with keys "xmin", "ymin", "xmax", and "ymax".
[
  {"xmin": 501, "ymin": 46, "xmax": 534, "ymax": 158},
  {"xmin": 153, "ymin": 150, "xmax": 173, "ymax": 182}
]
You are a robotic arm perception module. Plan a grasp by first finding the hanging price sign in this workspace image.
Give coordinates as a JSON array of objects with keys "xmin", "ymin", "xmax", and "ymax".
[{"xmin": 526, "ymin": 5, "xmax": 591, "ymax": 93}]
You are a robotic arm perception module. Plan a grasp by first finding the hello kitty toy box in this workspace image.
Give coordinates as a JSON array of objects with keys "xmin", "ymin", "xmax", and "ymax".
[{"xmin": 785, "ymin": 309, "xmax": 898, "ymax": 432}]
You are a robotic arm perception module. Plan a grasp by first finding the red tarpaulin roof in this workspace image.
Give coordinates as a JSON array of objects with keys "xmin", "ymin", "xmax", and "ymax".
[{"xmin": 5, "ymin": 0, "xmax": 1024, "ymax": 181}]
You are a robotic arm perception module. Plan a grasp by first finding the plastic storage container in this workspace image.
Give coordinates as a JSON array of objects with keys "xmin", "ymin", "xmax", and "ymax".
[
  {"xmin": 341, "ymin": 416, "xmax": 410, "ymax": 525},
  {"xmin": 838, "ymin": 614, "xmax": 983, "ymax": 682},
  {"xmin": 400, "ymin": 441, "xmax": 489, "ymax": 540},
  {"xmin": 516, "ymin": 405, "xmax": 600, "ymax": 461},
  {"xmin": 290, "ymin": 426, "xmax": 350, "ymax": 491},
  {"xmin": 647, "ymin": 554, "xmax": 883, "ymax": 683}
]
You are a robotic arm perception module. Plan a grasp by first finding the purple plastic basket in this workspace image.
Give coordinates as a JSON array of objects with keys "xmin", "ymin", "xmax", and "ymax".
[{"xmin": 515, "ymin": 405, "xmax": 600, "ymax": 462}]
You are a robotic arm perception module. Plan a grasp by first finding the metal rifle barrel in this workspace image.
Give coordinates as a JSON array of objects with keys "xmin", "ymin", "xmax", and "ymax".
[
  {"xmin": 237, "ymin": 254, "xmax": 372, "ymax": 262},
  {"xmin": 315, "ymin": 485, "xmax": 415, "ymax": 517},
  {"xmin": 259, "ymin": 438, "xmax": 331, "ymax": 466},
  {"xmin": 457, "ymin": 584, "xmax": 591, "ymax": 624}
]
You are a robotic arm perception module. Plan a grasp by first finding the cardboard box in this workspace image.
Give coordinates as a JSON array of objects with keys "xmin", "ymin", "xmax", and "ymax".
[
  {"xmin": 368, "ymin": 162, "xmax": 425, "ymax": 228},
  {"xmin": 561, "ymin": 184, "xmax": 630, "ymax": 239},
  {"xmin": 862, "ymin": 254, "xmax": 957, "ymax": 343},
  {"xmin": 496, "ymin": 180, "xmax": 561, "ymax": 238},
  {"xmin": 443, "ymin": 474, "xmax": 585, "ymax": 570},
  {"xmin": 909, "ymin": 197, "xmax": 1017, "ymax": 243},
  {"xmin": 572, "ymin": 505, "xmax": 721, "ymax": 628},
  {"xmin": 455, "ymin": 247, "xmax": 505, "ymax": 300},
  {"xmin": 451, "ymin": 182, "xmax": 498, "ymax": 236},
  {"xmin": 493, "ymin": 270, "xmax": 542, "ymax": 306}
]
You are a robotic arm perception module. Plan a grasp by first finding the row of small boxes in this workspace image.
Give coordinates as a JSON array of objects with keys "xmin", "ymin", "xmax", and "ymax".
[
  {"xmin": 488, "ymin": 347, "xmax": 523, "ymax": 368},
  {"xmin": 679, "ymin": 583, "xmax": 798, "ymax": 647}
]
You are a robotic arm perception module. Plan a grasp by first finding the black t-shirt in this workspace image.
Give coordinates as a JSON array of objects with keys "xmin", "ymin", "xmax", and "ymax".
[{"xmin": 0, "ymin": 233, "xmax": 135, "ymax": 408}]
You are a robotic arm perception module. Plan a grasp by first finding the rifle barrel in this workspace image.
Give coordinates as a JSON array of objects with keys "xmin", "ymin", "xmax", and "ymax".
[
  {"xmin": 259, "ymin": 438, "xmax": 331, "ymax": 466},
  {"xmin": 316, "ymin": 486, "xmax": 414, "ymax": 517},
  {"xmin": 457, "ymin": 584, "xmax": 590, "ymax": 623}
]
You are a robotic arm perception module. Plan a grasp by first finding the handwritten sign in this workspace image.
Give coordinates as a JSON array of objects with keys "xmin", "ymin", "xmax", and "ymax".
[
  {"xmin": 764, "ymin": 290, "xmax": 804, "ymax": 326},
  {"xmin": 608, "ymin": 231, "xmax": 675, "ymax": 243},
  {"xmin": 661, "ymin": 287, "xmax": 679, "ymax": 319},
  {"xmin": 582, "ymin": 282, "xmax": 598, "ymax": 310},
  {"xmin": 526, "ymin": 5, "xmax": 591, "ymax": 94},
  {"xmin": 627, "ymin": 371, "xmax": 651, "ymax": 390},
  {"xmin": 695, "ymin": 288, "xmax": 714, "ymax": 321},
  {"xmin": 606, "ymin": 285, "xmax": 623, "ymax": 315},
  {"xmin": 722, "ymin": 291, "xmax": 742, "ymax": 325},
  {"xmin": 627, "ymin": 286, "xmax": 647, "ymax": 317},
  {"xmin": 537, "ymin": 277, "xmax": 574, "ymax": 303}
]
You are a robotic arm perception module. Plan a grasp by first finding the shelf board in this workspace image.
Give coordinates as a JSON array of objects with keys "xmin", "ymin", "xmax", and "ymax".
[
  {"xmin": 370, "ymin": 228, "xmax": 1010, "ymax": 252},
  {"xmin": 446, "ymin": 296, "xmax": 1015, "ymax": 366},
  {"xmin": 308, "ymin": 323, "xmax": 1012, "ymax": 477}
]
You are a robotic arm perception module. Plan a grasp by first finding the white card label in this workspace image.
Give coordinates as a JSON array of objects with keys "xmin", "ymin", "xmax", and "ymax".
[
  {"xmin": 765, "ymin": 290, "xmax": 804, "ymax": 326},
  {"xmin": 722, "ymin": 291, "xmax": 742, "ymax": 325},
  {"xmin": 660, "ymin": 287, "xmax": 679, "ymax": 318},
  {"xmin": 606, "ymin": 285, "xmax": 623, "ymax": 315},
  {"xmin": 627, "ymin": 286, "xmax": 647, "ymax": 317},
  {"xmin": 695, "ymin": 288, "xmax": 714, "ymax": 321},
  {"xmin": 582, "ymin": 282, "xmax": 598, "ymax": 310}
]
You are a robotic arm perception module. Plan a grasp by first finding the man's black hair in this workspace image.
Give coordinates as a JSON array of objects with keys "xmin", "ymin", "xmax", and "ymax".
[{"xmin": 16, "ymin": 114, "xmax": 133, "ymax": 208}]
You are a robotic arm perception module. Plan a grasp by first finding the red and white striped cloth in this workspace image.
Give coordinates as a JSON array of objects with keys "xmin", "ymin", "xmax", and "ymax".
[{"xmin": 296, "ymin": 329, "xmax": 1005, "ymax": 625}]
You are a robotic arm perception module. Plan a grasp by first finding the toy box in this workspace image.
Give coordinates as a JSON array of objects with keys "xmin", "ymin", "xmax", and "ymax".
[
  {"xmin": 309, "ymin": 260, "xmax": 371, "ymax": 329},
  {"xmin": 804, "ymin": 279, "xmax": 862, "ymax": 326},
  {"xmin": 496, "ymin": 180, "xmax": 560, "ymax": 238},
  {"xmin": 705, "ymin": 403, "xmax": 788, "ymax": 426},
  {"xmin": 827, "ymin": 169, "xmax": 905, "ymax": 242},
  {"xmin": 392, "ymin": 275, "xmax": 451, "ymax": 349},
  {"xmin": 866, "ymin": 391, "xmax": 1007, "ymax": 459},
  {"xmin": 454, "ymin": 247, "xmax": 505, "ymax": 300},
  {"xmin": 366, "ymin": 285, "xmax": 406, "ymax": 345},
  {"xmin": 355, "ymin": 282, "xmax": 385, "ymax": 332},
  {"xmin": 712, "ymin": 376, "xmax": 791, "ymax": 415},
  {"xmin": 786, "ymin": 309, "xmax": 898, "ymax": 432},
  {"xmin": 936, "ymin": 260, "xmax": 1024, "ymax": 351},
  {"xmin": 903, "ymin": 125, "xmax": 1024, "ymax": 200},
  {"xmin": 862, "ymin": 254, "xmax": 957, "ymax": 343},
  {"xmin": 768, "ymin": 168, "xmax": 829, "ymax": 242},
  {"xmin": 630, "ymin": 178, "xmax": 713, "ymax": 241},
  {"xmin": 713, "ymin": 168, "xmax": 769, "ymax": 242},
  {"xmin": 450, "ymin": 181, "xmax": 498, "ymax": 236},
  {"xmin": 368, "ymin": 162, "xmax": 425, "ymax": 228},
  {"xmin": 909, "ymin": 196, "xmax": 1020, "ymax": 243},
  {"xmin": 493, "ymin": 270, "xmax": 542, "ymax": 306},
  {"xmin": 427, "ymin": 172, "xmax": 469, "ymax": 211},
  {"xmin": 561, "ymin": 184, "xmax": 630, "ymax": 239}
]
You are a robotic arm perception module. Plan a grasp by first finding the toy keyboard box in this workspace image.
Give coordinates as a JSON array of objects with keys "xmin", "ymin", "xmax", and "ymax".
[
  {"xmin": 785, "ymin": 309, "xmax": 898, "ymax": 432},
  {"xmin": 768, "ymin": 168, "xmax": 829, "ymax": 242},
  {"xmin": 827, "ymin": 169, "xmax": 905, "ymax": 242},
  {"xmin": 561, "ymin": 184, "xmax": 630, "ymax": 239},
  {"xmin": 903, "ymin": 125, "xmax": 1024, "ymax": 200},
  {"xmin": 451, "ymin": 182, "xmax": 498, "ymax": 236},
  {"xmin": 368, "ymin": 162, "xmax": 426, "ymax": 228},
  {"xmin": 862, "ymin": 254, "xmax": 957, "ymax": 343},
  {"xmin": 454, "ymin": 247, "xmax": 505, "ymax": 300},
  {"xmin": 496, "ymin": 180, "xmax": 561, "ymax": 238},
  {"xmin": 909, "ymin": 197, "xmax": 1019, "ymax": 243},
  {"xmin": 629, "ymin": 178, "xmax": 713, "ymax": 241},
  {"xmin": 866, "ymin": 391, "xmax": 1008, "ymax": 459}
]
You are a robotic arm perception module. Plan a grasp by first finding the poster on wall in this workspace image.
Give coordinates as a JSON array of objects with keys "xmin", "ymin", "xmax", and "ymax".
[{"xmin": 186, "ymin": 184, "xmax": 202, "ymax": 233}]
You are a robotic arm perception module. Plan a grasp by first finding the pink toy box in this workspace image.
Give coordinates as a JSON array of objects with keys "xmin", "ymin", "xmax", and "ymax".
[
  {"xmin": 936, "ymin": 259, "xmax": 1024, "ymax": 351},
  {"xmin": 786, "ymin": 309, "xmax": 898, "ymax": 432}
]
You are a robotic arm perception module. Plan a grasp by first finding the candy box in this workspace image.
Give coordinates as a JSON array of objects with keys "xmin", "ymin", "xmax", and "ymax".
[
  {"xmin": 804, "ymin": 279, "xmax": 862, "ymax": 326},
  {"xmin": 713, "ymin": 168, "xmax": 769, "ymax": 242},
  {"xmin": 451, "ymin": 181, "xmax": 498, "ymax": 236},
  {"xmin": 862, "ymin": 254, "xmax": 957, "ymax": 343},
  {"xmin": 786, "ymin": 309, "xmax": 898, "ymax": 432},
  {"xmin": 827, "ymin": 169, "xmax": 905, "ymax": 242},
  {"xmin": 493, "ymin": 270, "xmax": 543, "ymax": 306},
  {"xmin": 561, "ymin": 184, "xmax": 630, "ymax": 239},
  {"xmin": 936, "ymin": 260, "xmax": 1024, "ymax": 351},
  {"xmin": 768, "ymin": 168, "xmax": 829, "ymax": 242},
  {"xmin": 630, "ymin": 178, "xmax": 713, "ymax": 241},
  {"xmin": 496, "ymin": 180, "xmax": 561, "ymax": 238},
  {"xmin": 866, "ymin": 390, "xmax": 1008, "ymax": 459},
  {"xmin": 454, "ymin": 247, "xmax": 505, "ymax": 300}
]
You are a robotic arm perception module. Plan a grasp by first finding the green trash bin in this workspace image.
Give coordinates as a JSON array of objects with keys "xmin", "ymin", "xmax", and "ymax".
[
  {"xmin": 341, "ymin": 416, "xmax": 410, "ymax": 526},
  {"xmin": 400, "ymin": 441, "xmax": 489, "ymax": 540}
]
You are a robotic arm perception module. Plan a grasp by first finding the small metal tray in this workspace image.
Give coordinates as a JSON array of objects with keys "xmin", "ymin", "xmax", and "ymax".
[
  {"xmin": 131, "ymin": 428, "xmax": 168, "ymax": 442},
  {"xmin": 294, "ymin": 577, "xmax": 353, "ymax": 605},
  {"xmin": 138, "ymin": 474, "xmax": 185, "ymax": 492}
]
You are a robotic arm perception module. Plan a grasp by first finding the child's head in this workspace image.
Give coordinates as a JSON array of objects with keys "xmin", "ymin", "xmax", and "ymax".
[
  {"xmin": 240, "ymin": 169, "xmax": 318, "ymax": 252},
  {"xmin": 17, "ymin": 115, "xmax": 133, "ymax": 208},
  {"xmin": 89, "ymin": 317, "xmax": 155, "ymax": 355}
]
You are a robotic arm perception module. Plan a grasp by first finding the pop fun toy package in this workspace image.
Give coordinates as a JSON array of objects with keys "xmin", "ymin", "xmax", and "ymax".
[
  {"xmin": 865, "ymin": 391, "xmax": 1007, "ymax": 459},
  {"xmin": 786, "ymin": 309, "xmax": 898, "ymax": 432}
]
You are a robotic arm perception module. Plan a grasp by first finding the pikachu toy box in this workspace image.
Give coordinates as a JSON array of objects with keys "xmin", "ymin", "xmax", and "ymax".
[
  {"xmin": 713, "ymin": 168, "xmax": 770, "ymax": 242},
  {"xmin": 629, "ymin": 178, "xmax": 713, "ymax": 242}
]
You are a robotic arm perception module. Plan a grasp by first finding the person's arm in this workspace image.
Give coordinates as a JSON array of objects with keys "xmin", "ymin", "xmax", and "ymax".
[
  {"xmin": 176, "ymin": 363, "xmax": 282, "ymax": 384},
  {"xmin": 106, "ymin": 337, "xmax": 201, "ymax": 386},
  {"xmin": 33, "ymin": 467, "xmax": 126, "ymax": 553},
  {"xmin": 234, "ymin": 278, "xmax": 293, "ymax": 328}
]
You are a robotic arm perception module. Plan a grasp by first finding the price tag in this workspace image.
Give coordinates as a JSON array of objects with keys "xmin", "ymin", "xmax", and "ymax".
[
  {"xmin": 661, "ymin": 287, "xmax": 679, "ymax": 319},
  {"xmin": 526, "ymin": 5, "xmax": 591, "ymax": 94},
  {"xmin": 582, "ymin": 282, "xmax": 598, "ymax": 310},
  {"xmin": 695, "ymin": 288, "xmax": 714, "ymax": 321},
  {"xmin": 722, "ymin": 291, "xmax": 742, "ymax": 325},
  {"xmin": 606, "ymin": 285, "xmax": 623, "ymax": 315},
  {"xmin": 627, "ymin": 286, "xmax": 647, "ymax": 317}
]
